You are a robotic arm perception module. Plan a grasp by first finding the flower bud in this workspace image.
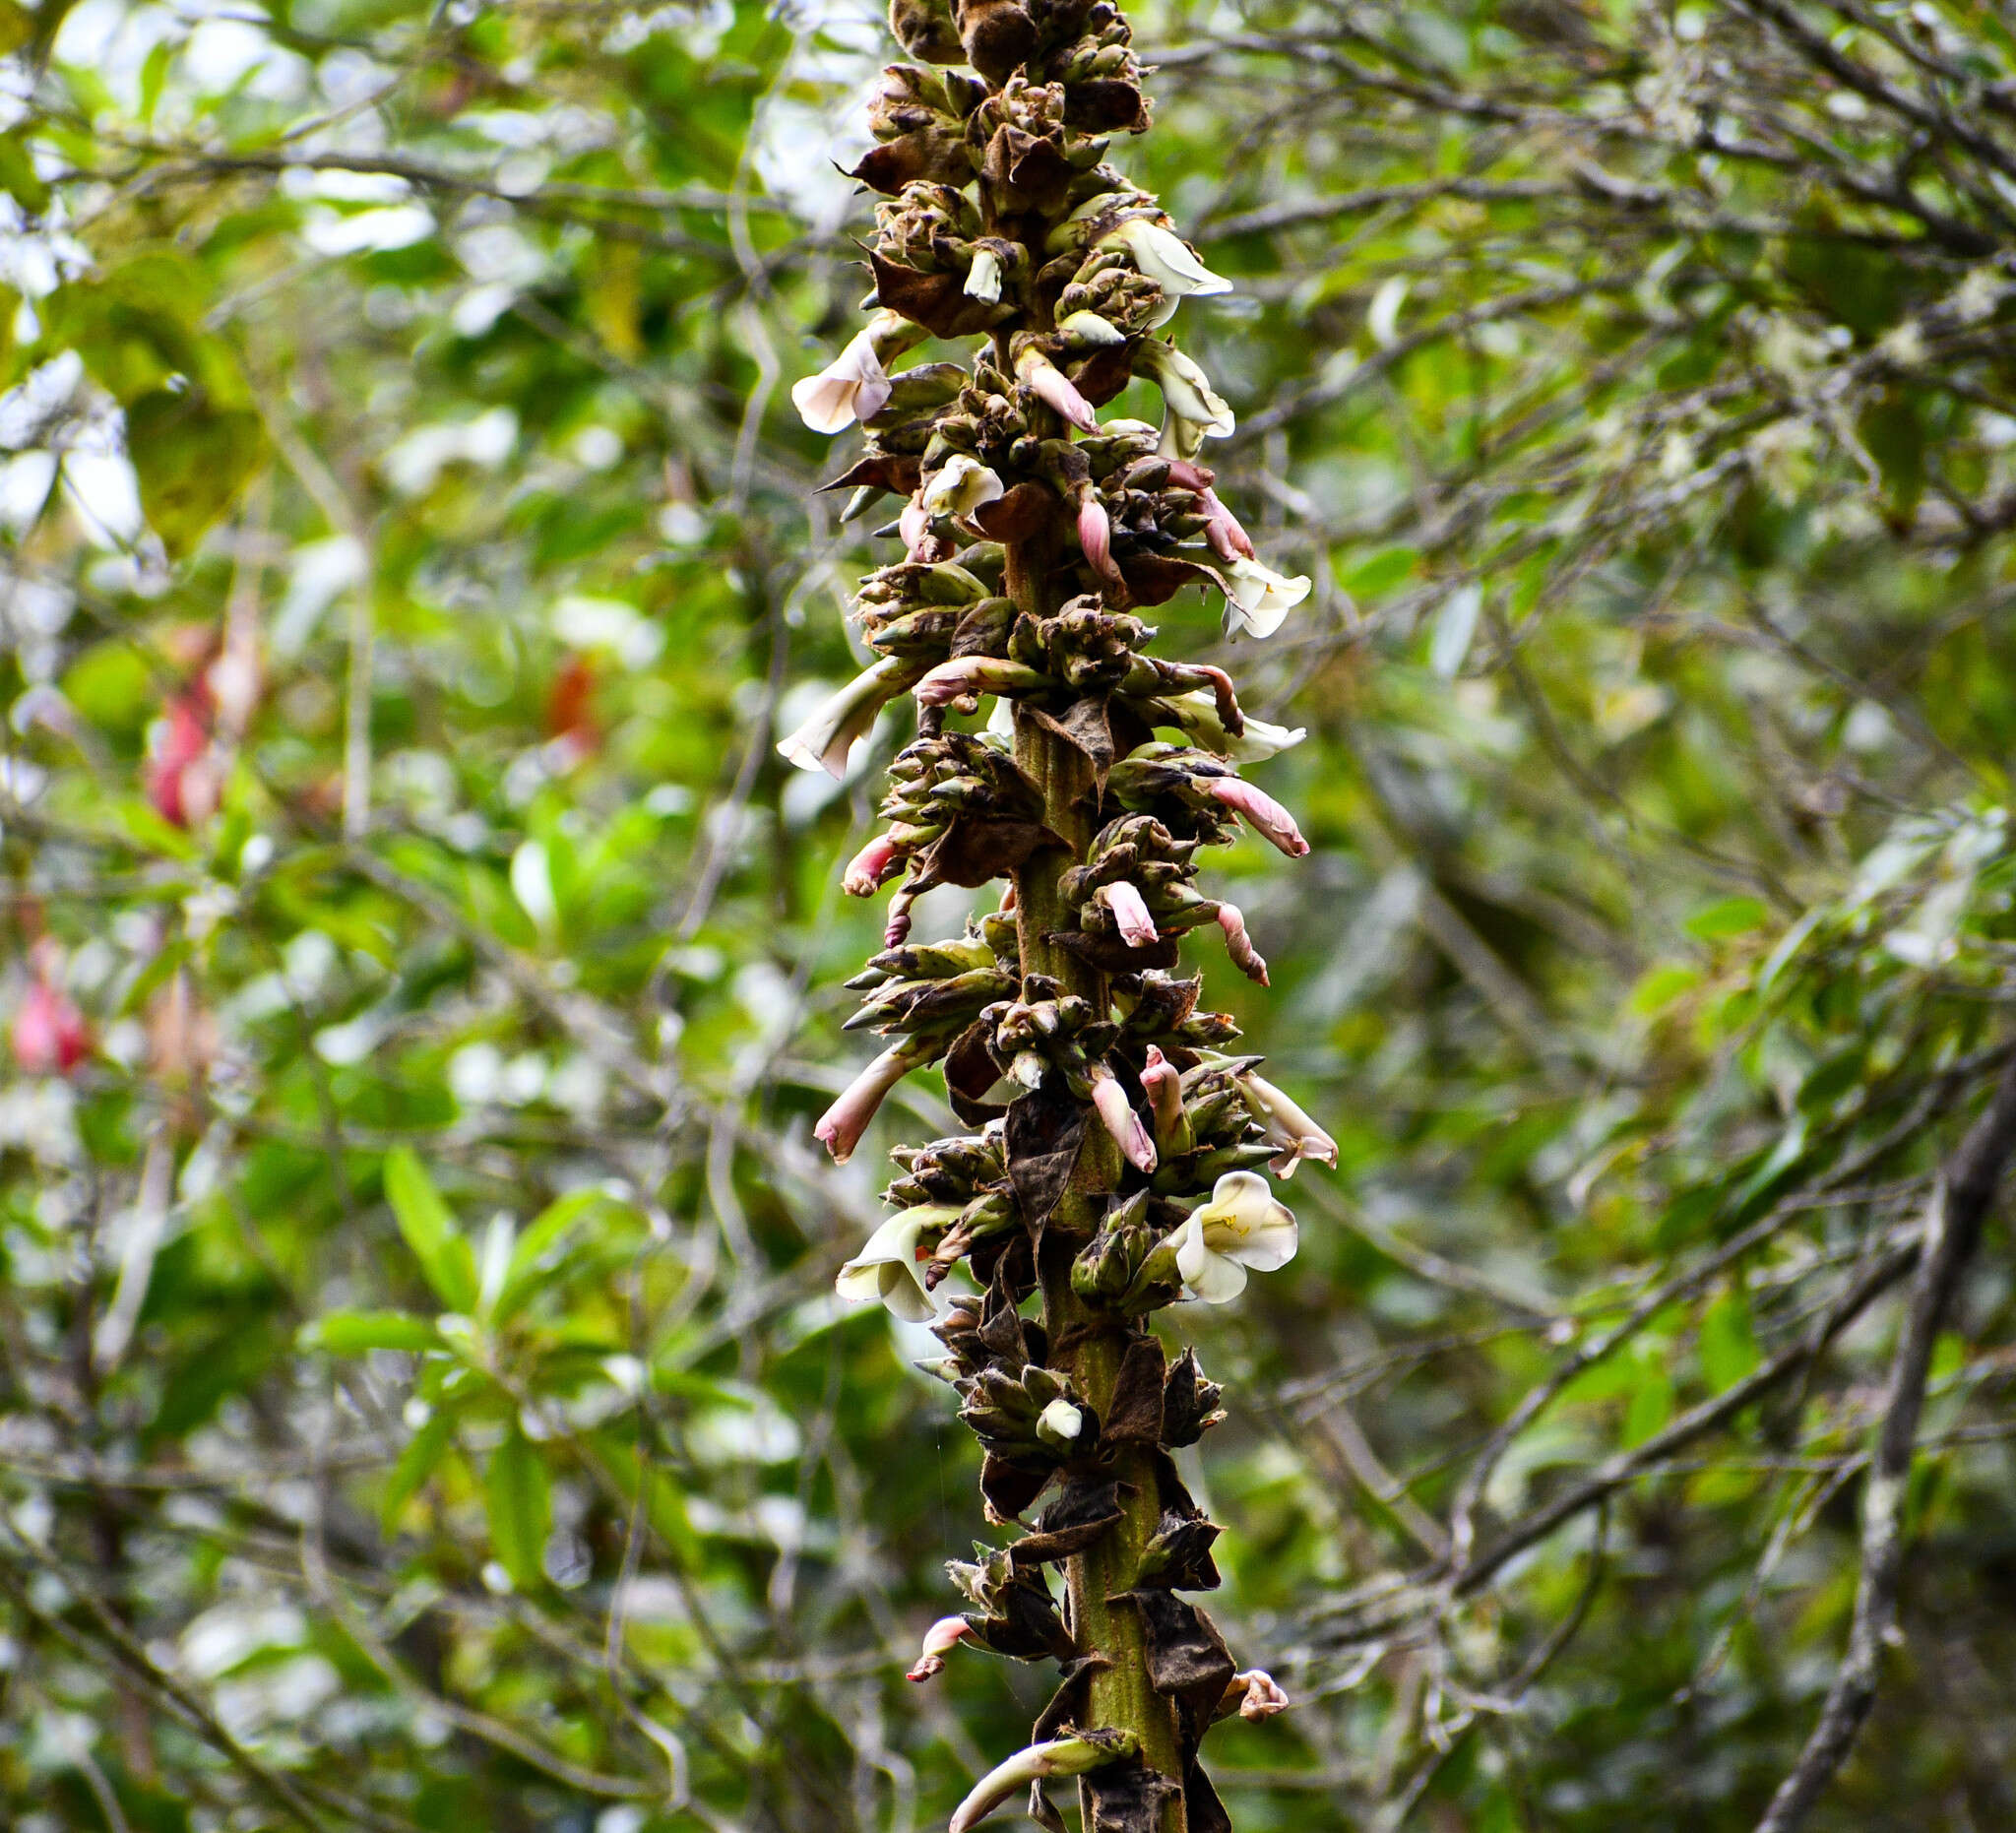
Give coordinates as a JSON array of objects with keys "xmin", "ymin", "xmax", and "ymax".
[
  {"xmin": 1090, "ymin": 1067, "xmax": 1157, "ymax": 1172},
  {"xmin": 1015, "ymin": 347, "xmax": 1100, "ymax": 433},
  {"xmin": 1099, "ymin": 879, "xmax": 1159, "ymax": 947},
  {"xmin": 907, "ymin": 1614, "xmax": 974, "ymax": 1682},
  {"xmin": 844, "ymin": 833, "xmax": 903, "ymax": 897},
  {"xmin": 1217, "ymin": 902, "xmax": 1269, "ymax": 985},
  {"xmin": 1205, "ymin": 775, "xmax": 1311, "ymax": 857}
]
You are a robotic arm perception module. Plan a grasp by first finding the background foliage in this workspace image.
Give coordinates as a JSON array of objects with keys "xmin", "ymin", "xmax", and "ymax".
[{"xmin": 4, "ymin": 0, "xmax": 2016, "ymax": 1828}]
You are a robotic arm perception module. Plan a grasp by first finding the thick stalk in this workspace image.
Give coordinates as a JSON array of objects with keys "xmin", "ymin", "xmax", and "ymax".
[{"xmin": 1005, "ymin": 535, "xmax": 1187, "ymax": 1830}]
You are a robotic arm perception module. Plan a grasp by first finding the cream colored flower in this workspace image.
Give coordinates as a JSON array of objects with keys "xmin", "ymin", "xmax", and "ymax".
[
  {"xmin": 835, "ymin": 1204, "xmax": 962, "ymax": 1321},
  {"xmin": 1104, "ymin": 218, "xmax": 1232, "ymax": 324},
  {"xmin": 790, "ymin": 327, "xmax": 893, "ymax": 434},
  {"xmin": 1175, "ymin": 1170, "xmax": 1297, "ymax": 1302},
  {"xmin": 1223, "ymin": 556, "xmax": 1312, "ymax": 640},
  {"xmin": 1236, "ymin": 1072, "xmax": 1337, "ymax": 1177},
  {"xmin": 776, "ymin": 657, "xmax": 908, "ymax": 779},
  {"xmin": 1137, "ymin": 340, "xmax": 1235, "ymax": 439},
  {"xmin": 1162, "ymin": 688, "xmax": 1306, "ymax": 762},
  {"xmin": 919, "ymin": 454, "xmax": 1006, "ymax": 521},
  {"xmin": 964, "ymin": 245, "xmax": 1003, "ymax": 303}
]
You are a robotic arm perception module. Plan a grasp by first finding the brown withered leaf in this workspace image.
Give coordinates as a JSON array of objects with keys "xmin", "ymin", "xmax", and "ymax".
[
  {"xmin": 1136, "ymin": 1511, "xmax": 1222, "ymax": 1592},
  {"xmin": 1112, "ymin": 1589, "xmax": 1236, "ymax": 1713},
  {"xmin": 1100, "ymin": 1335, "xmax": 1166, "ymax": 1447},
  {"xmin": 1006, "ymin": 1083, "xmax": 1087, "ymax": 1228},
  {"xmin": 1085, "ymin": 1761, "xmax": 1182, "ymax": 1833},
  {"xmin": 1070, "ymin": 343, "xmax": 1138, "ymax": 408},
  {"xmin": 1184, "ymin": 1762, "xmax": 1233, "ymax": 1833},
  {"xmin": 970, "ymin": 478, "xmax": 1058, "ymax": 543},
  {"xmin": 1009, "ymin": 1476, "xmax": 1122, "ymax": 1567},
  {"xmin": 944, "ymin": 1018, "xmax": 1010, "ymax": 1126},
  {"xmin": 981, "ymin": 123, "xmax": 1072, "ymax": 214},
  {"xmin": 1025, "ymin": 695, "xmax": 1115, "ymax": 787},
  {"xmin": 911, "ymin": 818, "xmax": 1068, "ymax": 890},
  {"xmin": 970, "ymin": 1574, "xmax": 1075, "ymax": 1662},
  {"xmin": 1064, "ymin": 79, "xmax": 1152, "ymax": 134},
  {"xmin": 816, "ymin": 453, "xmax": 920, "ymax": 498},
  {"xmin": 847, "ymin": 131, "xmax": 974, "ymax": 195},
  {"xmin": 1048, "ymin": 928, "xmax": 1183, "ymax": 975},
  {"xmin": 979, "ymin": 1452, "xmax": 1053, "ymax": 1523},
  {"xmin": 1031, "ymin": 1654, "xmax": 1108, "ymax": 1742},
  {"xmin": 1117, "ymin": 551, "xmax": 1224, "ymax": 607},
  {"xmin": 868, "ymin": 249, "xmax": 1007, "ymax": 341},
  {"xmin": 1027, "ymin": 1784, "xmax": 1069, "ymax": 1833},
  {"xmin": 1161, "ymin": 1347, "xmax": 1226, "ymax": 1447}
]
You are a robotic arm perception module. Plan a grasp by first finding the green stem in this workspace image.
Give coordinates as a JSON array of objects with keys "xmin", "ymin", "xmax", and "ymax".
[{"xmin": 1005, "ymin": 536, "xmax": 1187, "ymax": 1831}]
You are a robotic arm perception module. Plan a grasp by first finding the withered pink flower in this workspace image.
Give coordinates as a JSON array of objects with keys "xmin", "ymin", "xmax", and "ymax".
[
  {"xmin": 900, "ymin": 495, "xmax": 932, "ymax": 558},
  {"xmin": 815, "ymin": 1043, "xmax": 915, "ymax": 1164},
  {"xmin": 1206, "ymin": 775, "xmax": 1310, "ymax": 857},
  {"xmin": 1090, "ymin": 1068, "xmax": 1157, "ymax": 1173},
  {"xmin": 1199, "ymin": 486, "xmax": 1256, "ymax": 562},
  {"xmin": 843, "ymin": 833, "xmax": 902, "ymax": 898},
  {"xmin": 1100, "ymin": 880, "xmax": 1160, "ymax": 947},
  {"xmin": 1016, "ymin": 348, "xmax": 1099, "ymax": 433},
  {"xmin": 1216, "ymin": 902, "xmax": 1270, "ymax": 985},
  {"xmin": 1230, "ymin": 1670, "xmax": 1291, "ymax": 1721},
  {"xmin": 908, "ymin": 1615, "xmax": 975, "ymax": 1682}
]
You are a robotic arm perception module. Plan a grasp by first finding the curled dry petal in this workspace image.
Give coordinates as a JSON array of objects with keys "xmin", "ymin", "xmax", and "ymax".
[
  {"xmin": 816, "ymin": 1044, "xmax": 915, "ymax": 1165},
  {"xmin": 1232, "ymin": 1670, "xmax": 1291, "ymax": 1721},
  {"xmin": 1101, "ymin": 879, "xmax": 1159, "ymax": 947},
  {"xmin": 908, "ymin": 1614, "xmax": 974, "ymax": 1683},
  {"xmin": 1199, "ymin": 485, "xmax": 1255, "ymax": 561},
  {"xmin": 1217, "ymin": 902, "xmax": 1269, "ymax": 985},
  {"xmin": 843, "ymin": 833, "xmax": 902, "ymax": 898},
  {"xmin": 1206, "ymin": 775, "xmax": 1311, "ymax": 857},
  {"xmin": 1090, "ymin": 1069, "xmax": 1157, "ymax": 1173}
]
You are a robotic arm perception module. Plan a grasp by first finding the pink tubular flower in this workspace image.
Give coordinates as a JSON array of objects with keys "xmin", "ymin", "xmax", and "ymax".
[
  {"xmin": 1199, "ymin": 486, "xmax": 1255, "ymax": 562},
  {"xmin": 843, "ymin": 833, "xmax": 902, "ymax": 898},
  {"xmin": 1206, "ymin": 775, "xmax": 1310, "ymax": 857},
  {"xmin": 900, "ymin": 495, "xmax": 932, "ymax": 558},
  {"xmin": 1090, "ymin": 1068, "xmax": 1157, "ymax": 1173},
  {"xmin": 815, "ymin": 1044, "xmax": 915, "ymax": 1164},
  {"xmin": 14, "ymin": 976, "xmax": 89, "ymax": 1077},
  {"xmin": 914, "ymin": 656, "xmax": 1046, "ymax": 709},
  {"xmin": 1100, "ymin": 880, "xmax": 1159, "ymax": 948},
  {"xmin": 907, "ymin": 1615, "xmax": 974, "ymax": 1682},
  {"xmin": 1016, "ymin": 348, "xmax": 1099, "ymax": 433},
  {"xmin": 1076, "ymin": 493, "xmax": 1127, "ymax": 593},
  {"xmin": 1216, "ymin": 902, "xmax": 1269, "ymax": 985},
  {"xmin": 1139, "ymin": 1044, "xmax": 1184, "ymax": 1140}
]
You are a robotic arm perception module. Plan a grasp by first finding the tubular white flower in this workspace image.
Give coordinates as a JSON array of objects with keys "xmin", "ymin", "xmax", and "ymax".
[
  {"xmin": 1175, "ymin": 1170, "xmax": 1297, "ymax": 1303},
  {"xmin": 1137, "ymin": 340, "xmax": 1234, "ymax": 439},
  {"xmin": 1237, "ymin": 1071, "xmax": 1337, "ymax": 1177},
  {"xmin": 1104, "ymin": 218, "xmax": 1232, "ymax": 322},
  {"xmin": 919, "ymin": 454, "xmax": 1006, "ymax": 520},
  {"xmin": 835, "ymin": 1202, "xmax": 962, "ymax": 1321},
  {"xmin": 790, "ymin": 326, "xmax": 893, "ymax": 434},
  {"xmin": 1036, "ymin": 1397, "xmax": 1085, "ymax": 1447},
  {"xmin": 1161, "ymin": 688, "xmax": 1306, "ymax": 762},
  {"xmin": 949, "ymin": 1736, "xmax": 1134, "ymax": 1833},
  {"xmin": 964, "ymin": 245, "xmax": 1003, "ymax": 303},
  {"xmin": 1223, "ymin": 556, "xmax": 1312, "ymax": 640},
  {"xmin": 1058, "ymin": 309, "xmax": 1126, "ymax": 348},
  {"xmin": 776, "ymin": 656, "xmax": 908, "ymax": 779}
]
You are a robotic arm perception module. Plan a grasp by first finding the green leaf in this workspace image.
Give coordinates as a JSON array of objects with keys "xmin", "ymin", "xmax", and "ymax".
[
  {"xmin": 381, "ymin": 1410, "xmax": 456, "ymax": 1537},
  {"xmin": 1621, "ymin": 1365, "xmax": 1674, "ymax": 1448},
  {"xmin": 125, "ymin": 390, "xmax": 265, "ymax": 558},
  {"xmin": 485, "ymin": 1428, "xmax": 551, "ymax": 1591},
  {"xmin": 304, "ymin": 1310, "xmax": 442, "ymax": 1355},
  {"xmin": 1685, "ymin": 897, "xmax": 1769, "ymax": 941},
  {"xmin": 0, "ymin": 131, "xmax": 48, "ymax": 213},
  {"xmin": 1700, "ymin": 1293, "xmax": 1760, "ymax": 1395},
  {"xmin": 383, "ymin": 1149, "xmax": 478, "ymax": 1312}
]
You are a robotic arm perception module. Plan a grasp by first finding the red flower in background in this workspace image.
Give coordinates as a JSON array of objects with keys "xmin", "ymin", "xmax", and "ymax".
[
  {"xmin": 545, "ymin": 654, "xmax": 600, "ymax": 767},
  {"xmin": 145, "ymin": 696, "xmax": 221, "ymax": 829},
  {"xmin": 14, "ymin": 975, "xmax": 89, "ymax": 1076}
]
